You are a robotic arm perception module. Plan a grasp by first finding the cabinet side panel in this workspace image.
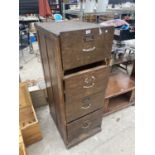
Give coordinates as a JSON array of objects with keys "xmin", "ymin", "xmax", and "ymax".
[
  {"xmin": 45, "ymin": 36, "xmax": 67, "ymax": 143},
  {"xmin": 36, "ymin": 30, "xmax": 57, "ymax": 124}
]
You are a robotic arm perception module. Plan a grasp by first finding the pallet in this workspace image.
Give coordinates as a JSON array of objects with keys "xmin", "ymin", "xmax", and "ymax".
[{"xmin": 19, "ymin": 83, "xmax": 42, "ymax": 146}]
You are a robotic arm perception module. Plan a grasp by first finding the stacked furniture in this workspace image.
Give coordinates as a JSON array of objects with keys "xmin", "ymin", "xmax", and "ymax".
[
  {"xmin": 19, "ymin": 83, "xmax": 42, "ymax": 146},
  {"xmin": 36, "ymin": 21, "xmax": 114, "ymax": 148}
]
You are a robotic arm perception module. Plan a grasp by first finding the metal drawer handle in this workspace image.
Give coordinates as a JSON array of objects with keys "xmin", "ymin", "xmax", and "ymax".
[
  {"xmin": 81, "ymin": 103, "xmax": 92, "ymax": 109},
  {"xmin": 83, "ymin": 83, "xmax": 95, "ymax": 89},
  {"xmin": 83, "ymin": 76, "xmax": 96, "ymax": 89},
  {"xmin": 82, "ymin": 46, "xmax": 96, "ymax": 52},
  {"xmin": 82, "ymin": 120, "xmax": 91, "ymax": 129}
]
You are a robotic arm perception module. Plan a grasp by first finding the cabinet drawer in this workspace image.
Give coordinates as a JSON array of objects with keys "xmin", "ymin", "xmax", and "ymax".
[
  {"xmin": 64, "ymin": 65, "xmax": 110, "ymax": 101},
  {"xmin": 60, "ymin": 27, "xmax": 114, "ymax": 70},
  {"xmin": 66, "ymin": 92, "xmax": 105, "ymax": 122},
  {"xmin": 67, "ymin": 109, "xmax": 103, "ymax": 144}
]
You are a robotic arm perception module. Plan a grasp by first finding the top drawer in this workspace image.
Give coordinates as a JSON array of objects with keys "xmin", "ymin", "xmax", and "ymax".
[{"xmin": 60, "ymin": 27, "xmax": 114, "ymax": 70}]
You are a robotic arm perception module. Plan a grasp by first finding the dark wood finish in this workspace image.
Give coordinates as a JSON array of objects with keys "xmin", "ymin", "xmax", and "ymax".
[
  {"xmin": 45, "ymin": 35, "xmax": 67, "ymax": 142},
  {"xmin": 67, "ymin": 109, "xmax": 103, "ymax": 145},
  {"xmin": 108, "ymin": 91, "xmax": 132, "ymax": 112},
  {"xmin": 103, "ymin": 90, "xmax": 135, "ymax": 116},
  {"xmin": 36, "ymin": 21, "xmax": 113, "ymax": 148},
  {"xmin": 103, "ymin": 100, "xmax": 134, "ymax": 117},
  {"xmin": 36, "ymin": 21, "xmax": 109, "ymax": 36},
  {"xmin": 66, "ymin": 92, "xmax": 105, "ymax": 123},
  {"xmin": 105, "ymin": 69, "xmax": 135, "ymax": 99},
  {"xmin": 36, "ymin": 26, "xmax": 67, "ymax": 143},
  {"xmin": 60, "ymin": 27, "xmax": 114, "ymax": 70},
  {"xmin": 64, "ymin": 65, "xmax": 110, "ymax": 100},
  {"xmin": 103, "ymin": 99, "xmax": 109, "ymax": 113},
  {"xmin": 103, "ymin": 68, "xmax": 135, "ymax": 116},
  {"xmin": 36, "ymin": 31, "xmax": 57, "ymax": 123}
]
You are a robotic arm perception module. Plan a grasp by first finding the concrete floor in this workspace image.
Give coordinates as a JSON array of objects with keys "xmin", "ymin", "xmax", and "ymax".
[
  {"xmin": 19, "ymin": 43, "xmax": 44, "ymax": 82},
  {"xmin": 27, "ymin": 105, "xmax": 135, "ymax": 155}
]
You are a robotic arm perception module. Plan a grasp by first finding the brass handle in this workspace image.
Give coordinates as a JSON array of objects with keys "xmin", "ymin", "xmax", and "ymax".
[
  {"xmin": 81, "ymin": 97, "xmax": 91, "ymax": 109},
  {"xmin": 82, "ymin": 120, "xmax": 91, "ymax": 129},
  {"xmin": 83, "ymin": 83, "xmax": 95, "ymax": 89},
  {"xmin": 83, "ymin": 76, "xmax": 96, "ymax": 89},
  {"xmin": 82, "ymin": 46, "xmax": 96, "ymax": 52},
  {"xmin": 81, "ymin": 103, "xmax": 91, "ymax": 109}
]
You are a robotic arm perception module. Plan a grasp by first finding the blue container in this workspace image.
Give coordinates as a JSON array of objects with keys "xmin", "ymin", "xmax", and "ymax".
[{"xmin": 29, "ymin": 35, "xmax": 36, "ymax": 43}]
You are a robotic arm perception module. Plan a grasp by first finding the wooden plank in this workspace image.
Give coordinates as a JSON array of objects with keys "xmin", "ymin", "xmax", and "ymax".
[
  {"xmin": 108, "ymin": 94, "xmax": 131, "ymax": 111},
  {"xmin": 19, "ymin": 83, "xmax": 33, "ymax": 108},
  {"xmin": 30, "ymin": 89, "xmax": 48, "ymax": 108},
  {"xmin": 19, "ymin": 129, "xmax": 27, "ymax": 155},
  {"xmin": 36, "ymin": 30, "xmax": 57, "ymax": 123},
  {"xmin": 103, "ymin": 102, "xmax": 134, "ymax": 117},
  {"xmin": 44, "ymin": 34, "xmax": 67, "ymax": 143},
  {"xmin": 105, "ymin": 70, "xmax": 135, "ymax": 99},
  {"xmin": 19, "ymin": 83, "xmax": 42, "ymax": 146},
  {"xmin": 21, "ymin": 122, "xmax": 42, "ymax": 146},
  {"xmin": 103, "ymin": 90, "xmax": 135, "ymax": 116}
]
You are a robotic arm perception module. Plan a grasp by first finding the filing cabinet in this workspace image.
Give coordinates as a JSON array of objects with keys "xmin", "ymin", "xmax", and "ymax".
[{"xmin": 36, "ymin": 21, "xmax": 114, "ymax": 148}]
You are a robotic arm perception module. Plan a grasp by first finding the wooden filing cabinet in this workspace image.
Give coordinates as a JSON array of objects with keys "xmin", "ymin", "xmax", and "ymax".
[{"xmin": 36, "ymin": 21, "xmax": 114, "ymax": 148}]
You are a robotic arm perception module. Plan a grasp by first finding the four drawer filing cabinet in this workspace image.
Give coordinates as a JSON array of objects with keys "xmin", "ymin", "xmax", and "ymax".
[{"xmin": 36, "ymin": 21, "xmax": 114, "ymax": 148}]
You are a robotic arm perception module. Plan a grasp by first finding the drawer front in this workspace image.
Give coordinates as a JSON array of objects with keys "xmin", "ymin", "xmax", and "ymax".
[
  {"xmin": 60, "ymin": 27, "xmax": 114, "ymax": 70},
  {"xmin": 67, "ymin": 109, "xmax": 103, "ymax": 143},
  {"xmin": 64, "ymin": 66, "xmax": 110, "ymax": 101},
  {"xmin": 66, "ymin": 92, "xmax": 105, "ymax": 122}
]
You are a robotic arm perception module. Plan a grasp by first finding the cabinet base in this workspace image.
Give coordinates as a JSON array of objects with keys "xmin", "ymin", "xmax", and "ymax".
[{"xmin": 66, "ymin": 127, "xmax": 101, "ymax": 148}]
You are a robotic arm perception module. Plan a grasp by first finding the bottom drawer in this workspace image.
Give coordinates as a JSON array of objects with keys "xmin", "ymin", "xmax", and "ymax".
[{"xmin": 67, "ymin": 109, "xmax": 103, "ymax": 146}]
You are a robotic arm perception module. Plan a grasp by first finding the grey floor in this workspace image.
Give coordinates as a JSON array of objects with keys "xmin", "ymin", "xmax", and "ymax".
[
  {"xmin": 19, "ymin": 42, "xmax": 44, "ymax": 82},
  {"xmin": 27, "ymin": 105, "xmax": 135, "ymax": 155}
]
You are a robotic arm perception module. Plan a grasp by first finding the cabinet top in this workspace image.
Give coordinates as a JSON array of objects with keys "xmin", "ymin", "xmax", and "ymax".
[{"xmin": 35, "ymin": 20, "xmax": 106, "ymax": 36}]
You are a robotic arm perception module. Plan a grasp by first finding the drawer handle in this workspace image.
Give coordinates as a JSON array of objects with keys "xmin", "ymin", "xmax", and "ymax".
[
  {"xmin": 83, "ymin": 76, "xmax": 96, "ymax": 89},
  {"xmin": 82, "ymin": 120, "xmax": 91, "ymax": 129},
  {"xmin": 83, "ymin": 83, "xmax": 95, "ymax": 89},
  {"xmin": 81, "ymin": 103, "xmax": 92, "ymax": 109},
  {"xmin": 82, "ymin": 46, "xmax": 96, "ymax": 52}
]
